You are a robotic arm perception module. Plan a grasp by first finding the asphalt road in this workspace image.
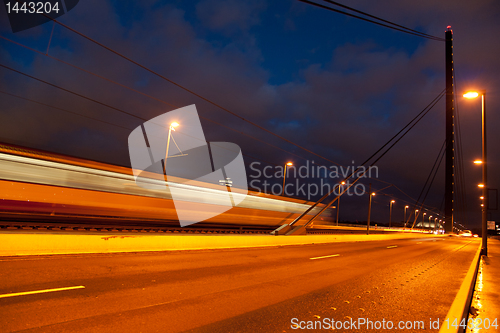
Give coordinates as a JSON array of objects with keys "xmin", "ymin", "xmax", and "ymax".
[{"xmin": 0, "ymin": 236, "xmax": 479, "ymax": 332}]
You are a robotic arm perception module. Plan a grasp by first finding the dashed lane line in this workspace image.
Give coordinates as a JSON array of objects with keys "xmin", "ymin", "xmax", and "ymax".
[
  {"xmin": 0, "ymin": 285, "xmax": 85, "ymax": 299},
  {"xmin": 310, "ymin": 254, "xmax": 340, "ymax": 260}
]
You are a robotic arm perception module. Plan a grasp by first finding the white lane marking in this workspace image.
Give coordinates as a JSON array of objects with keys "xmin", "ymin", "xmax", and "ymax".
[
  {"xmin": 386, "ymin": 245, "xmax": 398, "ymax": 249},
  {"xmin": 310, "ymin": 254, "xmax": 340, "ymax": 260},
  {"xmin": 0, "ymin": 285, "xmax": 85, "ymax": 299}
]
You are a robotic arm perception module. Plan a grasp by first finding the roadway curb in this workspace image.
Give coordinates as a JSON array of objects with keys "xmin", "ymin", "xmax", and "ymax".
[
  {"xmin": 0, "ymin": 232, "xmax": 444, "ymax": 256},
  {"xmin": 439, "ymin": 242, "xmax": 482, "ymax": 333}
]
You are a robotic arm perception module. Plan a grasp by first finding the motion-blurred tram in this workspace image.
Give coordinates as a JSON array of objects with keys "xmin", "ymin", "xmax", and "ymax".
[{"xmin": 0, "ymin": 143, "xmax": 334, "ymax": 229}]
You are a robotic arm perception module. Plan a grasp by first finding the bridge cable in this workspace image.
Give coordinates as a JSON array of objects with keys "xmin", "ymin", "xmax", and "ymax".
[
  {"xmin": 410, "ymin": 140, "xmax": 446, "ymax": 228},
  {"xmin": 298, "ymin": 0, "xmax": 445, "ymax": 42},
  {"xmin": 33, "ymin": 19, "xmax": 343, "ymax": 168},
  {"xmin": 289, "ymin": 90, "xmax": 445, "ymax": 227}
]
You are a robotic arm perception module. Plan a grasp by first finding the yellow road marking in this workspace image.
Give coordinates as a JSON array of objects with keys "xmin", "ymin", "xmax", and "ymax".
[
  {"xmin": 310, "ymin": 254, "xmax": 340, "ymax": 260},
  {"xmin": 0, "ymin": 285, "xmax": 85, "ymax": 299}
]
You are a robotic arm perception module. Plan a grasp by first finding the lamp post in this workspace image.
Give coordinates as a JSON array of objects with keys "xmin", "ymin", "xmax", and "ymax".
[
  {"xmin": 404, "ymin": 205, "xmax": 409, "ymax": 227},
  {"xmin": 429, "ymin": 216, "xmax": 433, "ymax": 229},
  {"xmin": 422, "ymin": 213, "xmax": 426, "ymax": 230},
  {"xmin": 389, "ymin": 200, "xmax": 395, "ymax": 228},
  {"xmin": 164, "ymin": 122, "xmax": 179, "ymax": 176},
  {"xmin": 367, "ymin": 184, "xmax": 375, "ymax": 235},
  {"xmin": 463, "ymin": 90, "xmax": 488, "ymax": 255},
  {"xmin": 336, "ymin": 181, "xmax": 345, "ymax": 226},
  {"xmin": 282, "ymin": 162, "xmax": 293, "ymax": 196},
  {"xmin": 411, "ymin": 209, "xmax": 419, "ymax": 229}
]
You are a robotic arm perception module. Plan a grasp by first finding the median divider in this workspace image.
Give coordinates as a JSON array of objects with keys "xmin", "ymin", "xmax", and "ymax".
[{"xmin": 0, "ymin": 232, "xmax": 445, "ymax": 256}]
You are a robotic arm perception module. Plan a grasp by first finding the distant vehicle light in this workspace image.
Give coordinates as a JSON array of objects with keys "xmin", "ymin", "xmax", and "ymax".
[{"xmin": 460, "ymin": 230, "xmax": 473, "ymax": 237}]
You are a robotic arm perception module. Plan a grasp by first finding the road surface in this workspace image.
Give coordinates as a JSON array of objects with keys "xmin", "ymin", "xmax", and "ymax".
[{"xmin": 0, "ymin": 236, "xmax": 479, "ymax": 332}]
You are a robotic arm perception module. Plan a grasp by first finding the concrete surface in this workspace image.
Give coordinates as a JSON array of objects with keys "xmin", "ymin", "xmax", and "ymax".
[
  {"xmin": 0, "ymin": 237, "xmax": 477, "ymax": 332},
  {"xmin": 466, "ymin": 237, "xmax": 500, "ymax": 333},
  {"xmin": 0, "ymin": 230, "xmax": 445, "ymax": 256}
]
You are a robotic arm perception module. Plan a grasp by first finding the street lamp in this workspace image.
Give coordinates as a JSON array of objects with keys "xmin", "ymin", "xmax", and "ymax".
[
  {"xmin": 367, "ymin": 190, "xmax": 376, "ymax": 235},
  {"xmin": 422, "ymin": 213, "xmax": 426, "ymax": 230},
  {"xmin": 463, "ymin": 90, "xmax": 488, "ymax": 255},
  {"xmin": 404, "ymin": 205, "xmax": 409, "ymax": 227},
  {"xmin": 282, "ymin": 162, "xmax": 293, "ymax": 196},
  {"xmin": 164, "ymin": 121, "xmax": 179, "ymax": 176},
  {"xmin": 411, "ymin": 209, "xmax": 419, "ymax": 229},
  {"xmin": 429, "ymin": 215, "xmax": 433, "ymax": 229},
  {"xmin": 389, "ymin": 200, "xmax": 395, "ymax": 228},
  {"xmin": 336, "ymin": 181, "xmax": 345, "ymax": 226}
]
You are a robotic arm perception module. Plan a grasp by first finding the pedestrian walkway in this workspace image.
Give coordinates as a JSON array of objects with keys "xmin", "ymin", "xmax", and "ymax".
[{"xmin": 467, "ymin": 237, "xmax": 500, "ymax": 332}]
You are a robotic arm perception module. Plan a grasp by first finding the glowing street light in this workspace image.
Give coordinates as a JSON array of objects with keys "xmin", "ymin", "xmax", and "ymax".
[
  {"xmin": 336, "ymin": 181, "xmax": 346, "ymax": 226},
  {"xmin": 463, "ymin": 90, "xmax": 488, "ymax": 255},
  {"xmin": 389, "ymin": 200, "xmax": 395, "ymax": 228},
  {"xmin": 474, "ymin": 160, "xmax": 483, "ymax": 165},
  {"xmin": 478, "ymin": 184, "xmax": 485, "ymax": 188},
  {"xmin": 409, "ymin": 208, "xmax": 419, "ymax": 229},
  {"xmin": 403, "ymin": 205, "xmax": 409, "ymax": 227},
  {"xmin": 282, "ymin": 162, "xmax": 293, "ymax": 196},
  {"xmin": 463, "ymin": 91, "xmax": 479, "ymax": 99},
  {"xmin": 164, "ymin": 121, "xmax": 179, "ymax": 176},
  {"xmin": 367, "ymin": 186, "xmax": 375, "ymax": 235}
]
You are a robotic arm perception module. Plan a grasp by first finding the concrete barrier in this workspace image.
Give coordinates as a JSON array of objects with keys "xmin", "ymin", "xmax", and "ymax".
[{"xmin": 0, "ymin": 232, "xmax": 445, "ymax": 256}]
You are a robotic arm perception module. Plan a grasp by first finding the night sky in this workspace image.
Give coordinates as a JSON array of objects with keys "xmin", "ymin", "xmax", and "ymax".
[{"xmin": 1, "ymin": 0, "xmax": 499, "ymax": 229}]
